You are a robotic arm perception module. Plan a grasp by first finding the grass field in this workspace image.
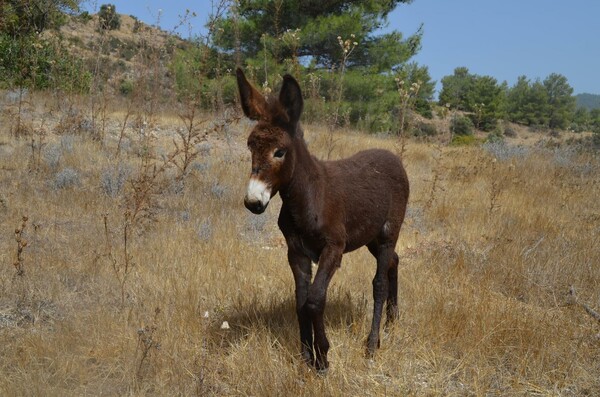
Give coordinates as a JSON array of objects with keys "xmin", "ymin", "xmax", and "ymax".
[{"xmin": 0, "ymin": 94, "xmax": 599, "ymax": 396}]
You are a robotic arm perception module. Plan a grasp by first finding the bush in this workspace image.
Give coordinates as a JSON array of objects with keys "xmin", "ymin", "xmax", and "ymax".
[
  {"xmin": 119, "ymin": 79, "xmax": 134, "ymax": 96},
  {"xmin": 482, "ymin": 141, "xmax": 530, "ymax": 161},
  {"xmin": 53, "ymin": 168, "xmax": 80, "ymax": 190},
  {"xmin": 451, "ymin": 134, "xmax": 478, "ymax": 146},
  {"xmin": 101, "ymin": 164, "xmax": 129, "ymax": 197},
  {"xmin": 0, "ymin": 33, "xmax": 90, "ymax": 93},
  {"xmin": 451, "ymin": 115, "xmax": 474, "ymax": 136},
  {"xmin": 504, "ymin": 124, "xmax": 517, "ymax": 138},
  {"xmin": 78, "ymin": 11, "xmax": 93, "ymax": 23},
  {"xmin": 99, "ymin": 4, "xmax": 121, "ymax": 31},
  {"xmin": 412, "ymin": 121, "xmax": 438, "ymax": 137}
]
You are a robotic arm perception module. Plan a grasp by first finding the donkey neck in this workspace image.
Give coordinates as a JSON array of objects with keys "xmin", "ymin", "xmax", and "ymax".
[{"xmin": 280, "ymin": 133, "xmax": 324, "ymax": 214}]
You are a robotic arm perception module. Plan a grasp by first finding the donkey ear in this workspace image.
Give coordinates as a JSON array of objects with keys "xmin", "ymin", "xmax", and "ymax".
[
  {"xmin": 279, "ymin": 74, "xmax": 303, "ymax": 125},
  {"xmin": 236, "ymin": 68, "xmax": 269, "ymax": 121}
]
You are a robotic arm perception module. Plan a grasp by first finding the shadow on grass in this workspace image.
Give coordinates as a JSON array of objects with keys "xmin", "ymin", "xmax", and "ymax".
[{"xmin": 215, "ymin": 293, "xmax": 367, "ymax": 356}]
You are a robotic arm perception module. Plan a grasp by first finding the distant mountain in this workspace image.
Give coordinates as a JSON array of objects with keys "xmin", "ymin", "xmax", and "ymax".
[{"xmin": 576, "ymin": 93, "xmax": 600, "ymax": 110}]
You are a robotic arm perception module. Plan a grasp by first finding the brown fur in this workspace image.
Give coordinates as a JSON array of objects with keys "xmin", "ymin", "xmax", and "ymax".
[{"xmin": 237, "ymin": 69, "xmax": 409, "ymax": 372}]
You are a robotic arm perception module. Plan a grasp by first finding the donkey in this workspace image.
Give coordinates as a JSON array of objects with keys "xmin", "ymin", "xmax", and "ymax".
[{"xmin": 236, "ymin": 68, "xmax": 409, "ymax": 372}]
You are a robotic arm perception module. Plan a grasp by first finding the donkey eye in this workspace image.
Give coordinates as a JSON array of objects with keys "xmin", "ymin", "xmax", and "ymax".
[{"xmin": 273, "ymin": 149, "xmax": 286, "ymax": 158}]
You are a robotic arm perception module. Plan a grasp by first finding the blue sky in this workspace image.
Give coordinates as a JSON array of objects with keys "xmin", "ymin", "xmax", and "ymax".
[{"xmin": 82, "ymin": 1, "xmax": 600, "ymax": 95}]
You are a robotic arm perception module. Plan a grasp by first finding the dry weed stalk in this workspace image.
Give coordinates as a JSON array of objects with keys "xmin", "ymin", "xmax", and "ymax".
[
  {"xmin": 325, "ymin": 34, "xmax": 358, "ymax": 159},
  {"xmin": 13, "ymin": 216, "xmax": 29, "ymax": 277},
  {"xmin": 173, "ymin": 101, "xmax": 206, "ymax": 182},
  {"xmin": 115, "ymin": 100, "xmax": 134, "ymax": 157},
  {"xmin": 425, "ymin": 145, "xmax": 445, "ymax": 210},
  {"xmin": 134, "ymin": 307, "xmax": 162, "ymax": 388},
  {"xmin": 102, "ymin": 143, "xmax": 179, "ymax": 304},
  {"xmin": 487, "ymin": 158, "xmax": 508, "ymax": 216},
  {"xmin": 396, "ymin": 78, "xmax": 422, "ymax": 156},
  {"xmin": 127, "ymin": 149, "xmax": 178, "ymax": 226},
  {"xmin": 88, "ymin": 15, "xmax": 111, "ymax": 142},
  {"xmin": 103, "ymin": 213, "xmax": 134, "ymax": 305},
  {"xmin": 28, "ymin": 123, "xmax": 47, "ymax": 172}
]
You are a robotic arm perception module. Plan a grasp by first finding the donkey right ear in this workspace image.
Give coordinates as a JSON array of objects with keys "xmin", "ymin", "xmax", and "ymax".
[
  {"xmin": 279, "ymin": 74, "xmax": 303, "ymax": 125},
  {"xmin": 236, "ymin": 68, "xmax": 269, "ymax": 121}
]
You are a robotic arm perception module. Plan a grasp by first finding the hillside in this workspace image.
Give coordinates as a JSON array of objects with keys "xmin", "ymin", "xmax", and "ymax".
[
  {"xmin": 47, "ymin": 12, "xmax": 191, "ymax": 97},
  {"xmin": 576, "ymin": 93, "xmax": 600, "ymax": 110},
  {"xmin": 1, "ymin": 8, "xmax": 600, "ymax": 396}
]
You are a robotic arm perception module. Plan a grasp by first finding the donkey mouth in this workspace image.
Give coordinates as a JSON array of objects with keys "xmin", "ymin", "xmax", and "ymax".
[{"xmin": 244, "ymin": 199, "xmax": 268, "ymax": 214}]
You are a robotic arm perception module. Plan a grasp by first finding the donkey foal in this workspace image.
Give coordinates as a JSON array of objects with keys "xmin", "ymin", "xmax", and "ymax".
[{"xmin": 237, "ymin": 68, "xmax": 409, "ymax": 372}]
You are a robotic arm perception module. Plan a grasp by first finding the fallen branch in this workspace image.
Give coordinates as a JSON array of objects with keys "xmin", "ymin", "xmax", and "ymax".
[{"xmin": 569, "ymin": 286, "xmax": 600, "ymax": 324}]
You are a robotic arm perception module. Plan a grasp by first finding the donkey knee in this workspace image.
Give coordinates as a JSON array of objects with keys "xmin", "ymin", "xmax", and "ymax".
[
  {"xmin": 304, "ymin": 297, "xmax": 324, "ymax": 317},
  {"xmin": 372, "ymin": 276, "xmax": 389, "ymax": 300}
]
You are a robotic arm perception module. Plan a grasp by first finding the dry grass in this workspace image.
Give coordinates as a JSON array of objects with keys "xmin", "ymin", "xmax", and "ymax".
[{"xmin": 0, "ymin": 93, "xmax": 599, "ymax": 396}]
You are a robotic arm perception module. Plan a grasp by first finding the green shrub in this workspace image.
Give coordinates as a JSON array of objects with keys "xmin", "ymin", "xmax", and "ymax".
[
  {"xmin": 485, "ymin": 130, "xmax": 504, "ymax": 143},
  {"xmin": 78, "ymin": 11, "xmax": 93, "ymax": 23},
  {"xmin": 99, "ymin": 4, "xmax": 121, "ymax": 31},
  {"xmin": 451, "ymin": 134, "xmax": 478, "ymax": 146},
  {"xmin": 412, "ymin": 121, "xmax": 438, "ymax": 137},
  {"xmin": 119, "ymin": 79, "xmax": 134, "ymax": 96},
  {"xmin": 451, "ymin": 115, "xmax": 474, "ymax": 136},
  {"xmin": 0, "ymin": 33, "xmax": 90, "ymax": 93}
]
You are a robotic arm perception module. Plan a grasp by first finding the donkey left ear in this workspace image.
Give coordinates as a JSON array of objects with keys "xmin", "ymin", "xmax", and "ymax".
[
  {"xmin": 236, "ymin": 68, "xmax": 269, "ymax": 121},
  {"xmin": 279, "ymin": 74, "xmax": 304, "ymax": 125}
]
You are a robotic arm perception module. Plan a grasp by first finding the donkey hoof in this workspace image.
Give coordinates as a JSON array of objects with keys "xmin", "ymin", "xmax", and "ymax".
[
  {"xmin": 366, "ymin": 336, "xmax": 380, "ymax": 357},
  {"xmin": 301, "ymin": 351, "xmax": 315, "ymax": 367},
  {"xmin": 316, "ymin": 366, "xmax": 329, "ymax": 376},
  {"xmin": 315, "ymin": 358, "xmax": 329, "ymax": 374}
]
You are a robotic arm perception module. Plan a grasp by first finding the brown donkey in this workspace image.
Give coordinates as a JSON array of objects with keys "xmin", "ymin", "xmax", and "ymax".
[{"xmin": 237, "ymin": 68, "xmax": 409, "ymax": 372}]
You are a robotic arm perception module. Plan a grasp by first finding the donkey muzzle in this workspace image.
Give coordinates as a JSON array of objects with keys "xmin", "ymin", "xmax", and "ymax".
[
  {"xmin": 244, "ymin": 197, "xmax": 268, "ymax": 214},
  {"xmin": 245, "ymin": 178, "xmax": 271, "ymax": 214}
]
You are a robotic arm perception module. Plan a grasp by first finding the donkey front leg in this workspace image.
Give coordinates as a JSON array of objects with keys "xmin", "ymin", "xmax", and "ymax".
[
  {"xmin": 288, "ymin": 250, "xmax": 314, "ymax": 366},
  {"xmin": 303, "ymin": 244, "xmax": 342, "ymax": 373}
]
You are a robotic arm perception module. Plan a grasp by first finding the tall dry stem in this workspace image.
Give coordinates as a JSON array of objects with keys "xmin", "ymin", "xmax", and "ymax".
[{"xmin": 326, "ymin": 34, "xmax": 358, "ymax": 159}]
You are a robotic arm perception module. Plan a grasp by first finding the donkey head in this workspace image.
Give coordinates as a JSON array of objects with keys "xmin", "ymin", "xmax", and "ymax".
[{"xmin": 236, "ymin": 68, "xmax": 303, "ymax": 214}]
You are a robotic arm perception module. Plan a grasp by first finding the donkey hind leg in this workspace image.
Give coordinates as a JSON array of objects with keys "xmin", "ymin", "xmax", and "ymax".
[
  {"xmin": 366, "ymin": 242, "xmax": 395, "ymax": 357},
  {"xmin": 385, "ymin": 252, "xmax": 400, "ymax": 325},
  {"xmin": 288, "ymin": 250, "xmax": 314, "ymax": 366}
]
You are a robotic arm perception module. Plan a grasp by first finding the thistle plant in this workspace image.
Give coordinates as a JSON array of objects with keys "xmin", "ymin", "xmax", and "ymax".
[
  {"xmin": 327, "ymin": 34, "xmax": 358, "ymax": 159},
  {"xmin": 281, "ymin": 28, "xmax": 301, "ymax": 77},
  {"xmin": 396, "ymin": 77, "xmax": 422, "ymax": 155}
]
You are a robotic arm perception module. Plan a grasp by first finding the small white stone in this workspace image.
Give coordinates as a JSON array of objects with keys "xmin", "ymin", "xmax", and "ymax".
[{"xmin": 220, "ymin": 321, "xmax": 230, "ymax": 330}]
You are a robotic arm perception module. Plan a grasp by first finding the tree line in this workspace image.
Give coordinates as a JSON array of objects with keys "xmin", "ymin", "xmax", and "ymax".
[
  {"xmin": 1, "ymin": 0, "xmax": 599, "ymax": 138},
  {"xmin": 439, "ymin": 67, "xmax": 600, "ymax": 134}
]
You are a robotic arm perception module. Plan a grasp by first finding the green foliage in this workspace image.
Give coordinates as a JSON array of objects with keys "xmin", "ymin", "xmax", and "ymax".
[
  {"xmin": 215, "ymin": 0, "xmax": 418, "ymax": 71},
  {"xmin": 439, "ymin": 67, "xmax": 504, "ymax": 131},
  {"xmin": 451, "ymin": 115, "xmax": 474, "ymax": 136},
  {"xmin": 0, "ymin": 33, "xmax": 90, "ymax": 93},
  {"xmin": 0, "ymin": 0, "xmax": 80, "ymax": 35},
  {"xmin": 451, "ymin": 134, "xmax": 478, "ymax": 146},
  {"xmin": 119, "ymin": 79, "xmax": 134, "ymax": 96},
  {"xmin": 439, "ymin": 67, "xmax": 473, "ymax": 111},
  {"xmin": 442, "ymin": 68, "xmax": 578, "ymax": 132},
  {"xmin": 395, "ymin": 62, "xmax": 435, "ymax": 118},
  {"xmin": 77, "ymin": 10, "xmax": 92, "ymax": 23},
  {"xmin": 412, "ymin": 121, "xmax": 438, "ymax": 137},
  {"xmin": 98, "ymin": 4, "xmax": 120, "ymax": 31},
  {"xmin": 544, "ymin": 73, "xmax": 576, "ymax": 129},
  {"xmin": 504, "ymin": 75, "xmax": 577, "ymax": 129}
]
